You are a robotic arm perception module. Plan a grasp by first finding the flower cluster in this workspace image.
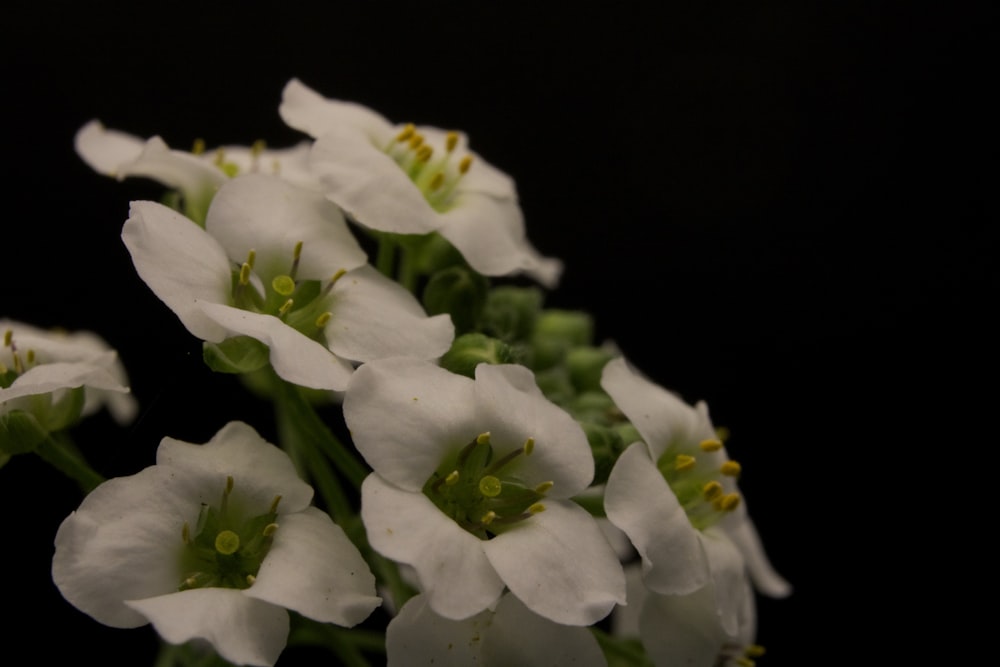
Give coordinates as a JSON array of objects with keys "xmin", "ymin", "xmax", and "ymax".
[{"xmin": 2, "ymin": 78, "xmax": 790, "ymax": 666}]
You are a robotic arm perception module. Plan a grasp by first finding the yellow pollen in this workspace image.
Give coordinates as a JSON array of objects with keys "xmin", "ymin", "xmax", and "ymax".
[
  {"xmin": 214, "ymin": 530, "xmax": 240, "ymax": 555},
  {"xmin": 445, "ymin": 131, "xmax": 459, "ymax": 152},
  {"xmin": 716, "ymin": 426, "xmax": 731, "ymax": 442},
  {"xmin": 408, "ymin": 133, "xmax": 424, "ymax": 149},
  {"xmin": 272, "ymin": 275, "xmax": 296, "ymax": 296},
  {"xmin": 534, "ymin": 481, "xmax": 554, "ymax": 494},
  {"xmin": 528, "ymin": 503, "xmax": 546, "ymax": 514},
  {"xmin": 476, "ymin": 432, "xmax": 492, "ymax": 446},
  {"xmin": 251, "ymin": 139, "xmax": 266, "ymax": 157},
  {"xmin": 718, "ymin": 493, "xmax": 741, "ymax": 512},
  {"xmin": 246, "ymin": 249, "xmax": 257, "ymax": 268},
  {"xmin": 674, "ymin": 454, "xmax": 697, "ymax": 472},
  {"xmin": 445, "ymin": 470, "xmax": 460, "ymax": 486},
  {"xmin": 395, "ymin": 124, "xmax": 415, "ymax": 142},
  {"xmin": 735, "ymin": 659, "xmax": 755, "ymax": 667},
  {"xmin": 523, "ymin": 437, "xmax": 535, "ymax": 455},
  {"xmin": 263, "ymin": 523, "xmax": 279, "ymax": 537},
  {"xmin": 429, "ymin": 172, "xmax": 445, "ymax": 191},
  {"xmin": 192, "ymin": 138, "xmax": 206, "ymax": 155},
  {"xmin": 181, "ymin": 522, "xmax": 191, "ymax": 544},
  {"xmin": 416, "ymin": 145, "xmax": 433, "ymax": 162},
  {"xmin": 479, "ymin": 475, "xmax": 502, "ymax": 497},
  {"xmin": 481, "ymin": 510, "xmax": 497, "ymax": 525},
  {"xmin": 278, "ymin": 299, "xmax": 294, "ymax": 316},
  {"xmin": 459, "ymin": 155, "xmax": 473, "ymax": 173},
  {"xmin": 25, "ymin": 349, "xmax": 35, "ymax": 365},
  {"xmin": 246, "ymin": 574, "xmax": 256, "ymax": 586},
  {"xmin": 315, "ymin": 312, "xmax": 332, "ymax": 328},
  {"xmin": 720, "ymin": 460, "xmax": 742, "ymax": 477},
  {"xmin": 184, "ymin": 576, "xmax": 198, "ymax": 588},
  {"xmin": 293, "ymin": 241, "xmax": 303, "ymax": 261},
  {"xmin": 270, "ymin": 495, "xmax": 282, "ymax": 513},
  {"xmin": 328, "ymin": 268, "xmax": 347, "ymax": 287},
  {"xmin": 699, "ymin": 438, "xmax": 723, "ymax": 452},
  {"xmin": 239, "ymin": 263, "xmax": 252, "ymax": 285},
  {"xmin": 745, "ymin": 645, "xmax": 766, "ymax": 658},
  {"xmin": 3, "ymin": 330, "xmax": 11, "ymax": 347},
  {"xmin": 702, "ymin": 480, "xmax": 723, "ymax": 501}
]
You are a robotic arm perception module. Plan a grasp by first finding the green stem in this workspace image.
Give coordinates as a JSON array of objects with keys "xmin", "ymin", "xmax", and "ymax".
[{"xmin": 35, "ymin": 432, "xmax": 104, "ymax": 492}]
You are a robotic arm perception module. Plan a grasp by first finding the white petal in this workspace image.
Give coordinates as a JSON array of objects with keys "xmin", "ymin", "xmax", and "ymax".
[
  {"xmin": 125, "ymin": 589, "xmax": 288, "ymax": 667},
  {"xmin": 0, "ymin": 360, "xmax": 128, "ymax": 403},
  {"xmin": 52, "ymin": 466, "xmax": 194, "ymax": 628},
  {"xmin": 74, "ymin": 120, "xmax": 144, "ymax": 176},
  {"xmin": 720, "ymin": 511, "xmax": 792, "ymax": 598},
  {"xmin": 361, "ymin": 474, "xmax": 504, "ymax": 619},
  {"xmin": 474, "ymin": 364, "xmax": 593, "ymax": 496},
  {"xmin": 118, "ymin": 136, "xmax": 226, "ymax": 200},
  {"xmin": 700, "ymin": 529, "xmax": 746, "ymax": 636},
  {"xmin": 205, "ymin": 174, "xmax": 367, "ymax": 279},
  {"xmin": 604, "ymin": 443, "xmax": 709, "ymax": 595},
  {"xmin": 308, "ymin": 127, "xmax": 443, "ymax": 234},
  {"xmin": 483, "ymin": 593, "xmax": 607, "ymax": 666},
  {"xmin": 156, "ymin": 421, "xmax": 314, "ymax": 514},
  {"xmin": 325, "ymin": 264, "xmax": 454, "ymax": 363},
  {"xmin": 280, "ymin": 78, "xmax": 394, "ymax": 139},
  {"xmin": 122, "ymin": 201, "xmax": 233, "ymax": 341},
  {"xmin": 213, "ymin": 141, "xmax": 319, "ymax": 190},
  {"xmin": 483, "ymin": 499, "xmax": 626, "ymax": 626},
  {"xmin": 196, "ymin": 303, "xmax": 355, "ymax": 390},
  {"xmin": 385, "ymin": 593, "xmax": 489, "ymax": 666},
  {"xmin": 345, "ymin": 358, "xmax": 480, "ymax": 490},
  {"xmin": 246, "ymin": 507, "xmax": 380, "ymax": 626},
  {"xmin": 639, "ymin": 584, "xmax": 727, "ymax": 667},
  {"xmin": 601, "ymin": 358, "xmax": 704, "ymax": 460}
]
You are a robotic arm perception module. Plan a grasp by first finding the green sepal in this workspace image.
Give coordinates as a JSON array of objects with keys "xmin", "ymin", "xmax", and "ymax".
[
  {"xmin": 439, "ymin": 333, "xmax": 516, "ymax": 379},
  {"xmin": 203, "ymin": 337, "xmax": 270, "ymax": 374},
  {"xmin": 422, "ymin": 266, "xmax": 490, "ymax": 334},
  {"xmin": 44, "ymin": 386, "xmax": 87, "ymax": 432},
  {"xmin": 479, "ymin": 286, "xmax": 544, "ymax": 343},
  {"xmin": 0, "ymin": 409, "xmax": 48, "ymax": 456},
  {"xmin": 410, "ymin": 232, "xmax": 466, "ymax": 275}
]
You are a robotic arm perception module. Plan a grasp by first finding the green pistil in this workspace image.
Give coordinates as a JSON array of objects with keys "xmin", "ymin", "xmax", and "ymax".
[
  {"xmin": 178, "ymin": 477, "xmax": 281, "ymax": 591},
  {"xmin": 423, "ymin": 433, "xmax": 549, "ymax": 540}
]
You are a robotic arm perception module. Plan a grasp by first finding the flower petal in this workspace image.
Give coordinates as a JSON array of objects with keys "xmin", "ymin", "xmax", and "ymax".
[
  {"xmin": 474, "ymin": 364, "xmax": 593, "ymax": 496},
  {"xmin": 196, "ymin": 303, "xmax": 355, "ymax": 390},
  {"xmin": 700, "ymin": 528, "xmax": 746, "ymax": 636},
  {"xmin": 156, "ymin": 421, "xmax": 314, "ymax": 514},
  {"xmin": 205, "ymin": 174, "xmax": 367, "ymax": 279},
  {"xmin": 604, "ymin": 442, "xmax": 709, "ymax": 595},
  {"xmin": 639, "ymin": 584, "xmax": 728, "ymax": 667},
  {"xmin": 483, "ymin": 593, "xmax": 608, "ymax": 666},
  {"xmin": 0, "ymin": 359, "xmax": 128, "ymax": 403},
  {"xmin": 483, "ymin": 499, "xmax": 626, "ymax": 626},
  {"xmin": 246, "ymin": 507, "xmax": 381, "ymax": 626},
  {"xmin": 280, "ymin": 78, "xmax": 395, "ymax": 140},
  {"xmin": 52, "ymin": 466, "xmax": 193, "ymax": 627},
  {"xmin": 122, "ymin": 201, "xmax": 233, "ymax": 342},
  {"xmin": 720, "ymin": 511, "xmax": 792, "ymax": 598},
  {"xmin": 325, "ymin": 264, "xmax": 454, "ymax": 363},
  {"xmin": 125, "ymin": 589, "xmax": 288, "ymax": 667},
  {"xmin": 361, "ymin": 474, "xmax": 504, "ymax": 619},
  {"xmin": 74, "ymin": 119, "xmax": 144, "ymax": 176},
  {"xmin": 345, "ymin": 358, "xmax": 480, "ymax": 490},
  {"xmin": 385, "ymin": 593, "xmax": 489, "ymax": 666}
]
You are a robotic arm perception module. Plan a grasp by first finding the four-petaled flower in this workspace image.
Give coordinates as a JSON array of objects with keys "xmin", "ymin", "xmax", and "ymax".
[
  {"xmin": 601, "ymin": 357, "xmax": 790, "ymax": 637},
  {"xmin": 123, "ymin": 172, "xmax": 454, "ymax": 390},
  {"xmin": 344, "ymin": 357, "xmax": 625, "ymax": 625},
  {"xmin": 52, "ymin": 421, "xmax": 381, "ymax": 667},
  {"xmin": 279, "ymin": 78, "xmax": 563, "ymax": 287}
]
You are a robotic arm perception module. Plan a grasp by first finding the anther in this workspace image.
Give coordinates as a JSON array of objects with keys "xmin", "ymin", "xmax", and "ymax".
[
  {"xmin": 192, "ymin": 138, "xmax": 206, "ymax": 155},
  {"xmin": 702, "ymin": 481, "xmax": 723, "ymax": 501},
  {"xmin": 290, "ymin": 241, "xmax": 303, "ymax": 278},
  {"xmin": 251, "ymin": 139, "xmax": 266, "ymax": 157},
  {"xmin": 459, "ymin": 156, "xmax": 473, "ymax": 173},
  {"xmin": 416, "ymin": 145, "xmax": 433, "ymax": 162},
  {"xmin": 220, "ymin": 476, "xmax": 234, "ymax": 514},
  {"xmin": 246, "ymin": 249, "xmax": 257, "ymax": 269},
  {"xmin": 528, "ymin": 503, "xmax": 545, "ymax": 514},
  {"xmin": 278, "ymin": 299, "xmax": 294, "ymax": 317},
  {"xmin": 480, "ymin": 511, "xmax": 497, "ymax": 525},
  {"xmin": 523, "ymin": 437, "xmax": 535, "ymax": 456},
  {"xmin": 718, "ymin": 493, "xmax": 741, "ymax": 512},
  {"xmin": 476, "ymin": 432, "xmax": 492, "ymax": 446},
  {"xmin": 445, "ymin": 131, "xmax": 459, "ymax": 152},
  {"xmin": 745, "ymin": 646, "xmax": 766, "ymax": 658},
  {"xmin": 322, "ymin": 268, "xmax": 348, "ymax": 295},
  {"xmin": 674, "ymin": 454, "xmax": 697, "ymax": 472},
  {"xmin": 269, "ymin": 495, "xmax": 282, "ymax": 514},
  {"xmin": 395, "ymin": 124, "xmax": 415, "ymax": 142},
  {"xmin": 3, "ymin": 330, "xmax": 11, "ymax": 347},
  {"xmin": 445, "ymin": 470, "xmax": 460, "ymax": 486},
  {"xmin": 215, "ymin": 530, "xmax": 240, "ymax": 555},
  {"xmin": 479, "ymin": 475, "xmax": 502, "ymax": 497},
  {"xmin": 239, "ymin": 263, "xmax": 252, "ymax": 286},
  {"xmin": 408, "ymin": 133, "xmax": 424, "ymax": 150},
  {"xmin": 429, "ymin": 173, "xmax": 445, "ymax": 191},
  {"xmin": 246, "ymin": 574, "xmax": 256, "ymax": 586},
  {"xmin": 315, "ymin": 312, "xmax": 332, "ymax": 328},
  {"xmin": 720, "ymin": 460, "xmax": 742, "ymax": 477},
  {"xmin": 263, "ymin": 523, "xmax": 279, "ymax": 537},
  {"xmin": 182, "ymin": 522, "xmax": 191, "ymax": 545},
  {"xmin": 25, "ymin": 349, "xmax": 35, "ymax": 365},
  {"xmin": 534, "ymin": 481, "xmax": 554, "ymax": 494},
  {"xmin": 699, "ymin": 438, "xmax": 723, "ymax": 452}
]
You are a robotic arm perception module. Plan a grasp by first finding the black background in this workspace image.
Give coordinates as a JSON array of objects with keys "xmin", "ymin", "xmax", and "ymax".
[{"xmin": 2, "ymin": 2, "xmax": 991, "ymax": 665}]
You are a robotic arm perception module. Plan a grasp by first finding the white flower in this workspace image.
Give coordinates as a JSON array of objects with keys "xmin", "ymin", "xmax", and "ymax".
[
  {"xmin": 0, "ymin": 319, "xmax": 136, "ymax": 429},
  {"xmin": 122, "ymin": 173, "xmax": 454, "ymax": 390},
  {"xmin": 387, "ymin": 592, "xmax": 607, "ymax": 667},
  {"xmin": 52, "ymin": 421, "xmax": 381, "ymax": 667},
  {"xmin": 75, "ymin": 119, "xmax": 318, "ymax": 224},
  {"xmin": 278, "ymin": 78, "xmax": 563, "ymax": 287},
  {"xmin": 344, "ymin": 357, "xmax": 625, "ymax": 625},
  {"xmin": 601, "ymin": 357, "xmax": 790, "ymax": 636},
  {"xmin": 614, "ymin": 563, "xmax": 763, "ymax": 667}
]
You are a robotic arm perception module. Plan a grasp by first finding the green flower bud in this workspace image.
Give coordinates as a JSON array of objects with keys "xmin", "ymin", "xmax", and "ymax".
[
  {"xmin": 479, "ymin": 286, "xmax": 544, "ymax": 343},
  {"xmin": 439, "ymin": 333, "xmax": 516, "ymax": 378},
  {"xmin": 531, "ymin": 310, "xmax": 593, "ymax": 370},
  {"xmin": 422, "ymin": 266, "xmax": 490, "ymax": 334},
  {"xmin": 566, "ymin": 346, "xmax": 616, "ymax": 393},
  {"xmin": 203, "ymin": 337, "xmax": 270, "ymax": 375}
]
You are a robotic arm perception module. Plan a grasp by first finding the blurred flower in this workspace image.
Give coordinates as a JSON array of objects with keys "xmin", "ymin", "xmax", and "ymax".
[
  {"xmin": 122, "ymin": 173, "xmax": 454, "ymax": 390},
  {"xmin": 345, "ymin": 357, "xmax": 625, "ymax": 625},
  {"xmin": 52, "ymin": 421, "xmax": 381, "ymax": 667},
  {"xmin": 387, "ymin": 592, "xmax": 607, "ymax": 666},
  {"xmin": 279, "ymin": 79, "xmax": 562, "ymax": 287}
]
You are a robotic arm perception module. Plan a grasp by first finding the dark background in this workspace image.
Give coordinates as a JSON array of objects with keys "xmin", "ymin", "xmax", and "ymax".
[{"xmin": 2, "ymin": 2, "xmax": 991, "ymax": 665}]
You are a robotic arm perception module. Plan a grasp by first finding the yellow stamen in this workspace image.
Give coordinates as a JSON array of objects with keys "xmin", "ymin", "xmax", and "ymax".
[
  {"xmin": 481, "ymin": 510, "xmax": 497, "ymax": 525},
  {"xmin": 534, "ymin": 481, "xmax": 554, "ymax": 494},
  {"xmin": 269, "ymin": 495, "xmax": 282, "ymax": 513},
  {"xmin": 459, "ymin": 155, "xmax": 473, "ymax": 173},
  {"xmin": 246, "ymin": 574, "xmax": 256, "ymax": 586},
  {"xmin": 192, "ymin": 138, "xmax": 206, "ymax": 155},
  {"xmin": 278, "ymin": 299, "xmax": 294, "ymax": 316},
  {"xmin": 408, "ymin": 133, "xmax": 424, "ymax": 149},
  {"xmin": 395, "ymin": 123, "xmax": 415, "ymax": 142},
  {"xmin": 476, "ymin": 432, "xmax": 492, "ymax": 446},
  {"xmin": 702, "ymin": 480, "xmax": 723, "ymax": 501},
  {"xmin": 3, "ymin": 330, "xmax": 11, "ymax": 347},
  {"xmin": 429, "ymin": 172, "xmax": 445, "ymax": 191},
  {"xmin": 416, "ymin": 145, "xmax": 433, "ymax": 162},
  {"xmin": 315, "ymin": 312, "xmax": 332, "ymax": 328},
  {"xmin": 523, "ymin": 437, "xmax": 535, "ymax": 456},
  {"xmin": 25, "ymin": 349, "xmax": 35, "ymax": 365},
  {"xmin": 239, "ymin": 263, "xmax": 252, "ymax": 285},
  {"xmin": 445, "ymin": 470, "xmax": 460, "ymax": 486},
  {"xmin": 699, "ymin": 438, "xmax": 723, "ymax": 452},
  {"xmin": 445, "ymin": 131, "xmax": 459, "ymax": 152},
  {"xmin": 528, "ymin": 503, "xmax": 546, "ymax": 514},
  {"xmin": 745, "ymin": 645, "xmax": 766, "ymax": 658},
  {"xmin": 263, "ymin": 523, "xmax": 279, "ymax": 537},
  {"xmin": 720, "ymin": 460, "xmax": 742, "ymax": 477},
  {"xmin": 674, "ymin": 454, "xmax": 697, "ymax": 472},
  {"xmin": 717, "ymin": 493, "xmax": 741, "ymax": 512}
]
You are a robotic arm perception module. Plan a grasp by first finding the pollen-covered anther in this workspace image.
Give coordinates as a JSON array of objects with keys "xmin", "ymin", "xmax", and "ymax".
[
  {"xmin": 445, "ymin": 131, "xmax": 459, "ymax": 153},
  {"xmin": 674, "ymin": 454, "xmax": 697, "ymax": 472},
  {"xmin": 269, "ymin": 495, "xmax": 282, "ymax": 513},
  {"xmin": 192, "ymin": 138, "xmax": 206, "ymax": 155},
  {"xmin": 290, "ymin": 241, "xmax": 303, "ymax": 278},
  {"xmin": 416, "ymin": 145, "xmax": 433, "ymax": 162},
  {"xmin": 429, "ymin": 172, "xmax": 445, "ymax": 191},
  {"xmin": 25, "ymin": 349, "xmax": 35, "ymax": 365},
  {"xmin": 239, "ymin": 263, "xmax": 252, "ymax": 286},
  {"xmin": 245, "ymin": 574, "xmax": 256, "ymax": 586},
  {"xmin": 395, "ymin": 123, "xmax": 415, "ymax": 143},
  {"xmin": 214, "ymin": 529, "xmax": 241, "ymax": 555},
  {"xmin": 3, "ymin": 330, "xmax": 12, "ymax": 347},
  {"xmin": 720, "ymin": 460, "xmax": 742, "ymax": 477},
  {"xmin": 534, "ymin": 480, "xmax": 554, "ymax": 494},
  {"xmin": 480, "ymin": 510, "xmax": 497, "ymax": 525},
  {"xmin": 699, "ymin": 438, "xmax": 723, "ymax": 452},
  {"xmin": 263, "ymin": 523, "xmax": 279, "ymax": 537},
  {"xmin": 315, "ymin": 312, "xmax": 332, "ymax": 328},
  {"xmin": 459, "ymin": 155, "xmax": 473, "ymax": 174},
  {"xmin": 523, "ymin": 437, "xmax": 535, "ymax": 456},
  {"xmin": 702, "ymin": 480, "xmax": 723, "ymax": 501},
  {"xmin": 278, "ymin": 299, "xmax": 294, "ymax": 317},
  {"xmin": 322, "ymin": 268, "xmax": 348, "ymax": 295},
  {"xmin": 745, "ymin": 645, "xmax": 766, "ymax": 658},
  {"xmin": 714, "ymin": 493, "xmax": 741, "ymax": 512},
  {"xmin": 408, "ymin": 133, "xmax": 425, "ymax": 150},
  {"xmin": 528, "ymin": 503, "xmax": 545, "ymax": 514},
  {"xmin": 476, "ymin": 432, "xmax": 492, "ymax": 446},
  {"xmin": 444, "ymin": 470, "xmax": 460, "ymax": 486}
]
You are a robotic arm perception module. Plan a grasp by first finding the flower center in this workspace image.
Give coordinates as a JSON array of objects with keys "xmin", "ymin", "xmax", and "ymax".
[
  {"xmin": 656, "ymin": 435, "xmax": 744, "ymax": 532},
  {"xmin": 230, "ymin": 243, "xmax": 347, "ymax": 342},
  {"xmin": 716, "ymin": 642, "xmax": 766, "ymax": 667},
  {"xmin": 383, "ymin": 124, "xmax": 474, "ymax": 212},
  {"xmin": 422, "ymin": 432, "xmax": 551, "ymax": 540},
  {"xmin": 178, "ymin": 476, "xmax": 281, "ymax": 591},
  {"xmin": 1, "ymin": 329, "xmax": 36, "ymax": 387}
]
